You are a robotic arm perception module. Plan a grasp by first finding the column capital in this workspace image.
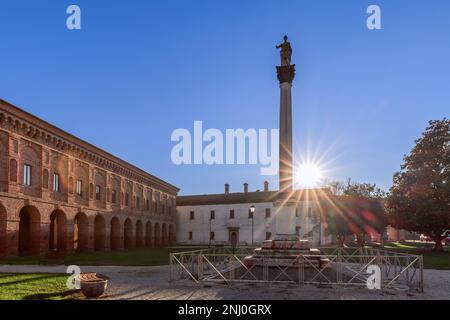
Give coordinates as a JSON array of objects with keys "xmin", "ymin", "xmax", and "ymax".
[{"xmin": 276, "ymin": 64, "xmax": 296, "ymax": 84}]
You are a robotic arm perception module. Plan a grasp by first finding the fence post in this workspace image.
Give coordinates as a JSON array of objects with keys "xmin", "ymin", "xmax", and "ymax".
[
  {"xmin": 419, "ymin": 255, "xmax": 424, "ymax": 293},
  {"xmin": 198, "ymin": 253, "xmax": 203, "ymax": 281},
  {"xmin": 169, "ymin": 253, "xmax": 174, "ymax": 282}
]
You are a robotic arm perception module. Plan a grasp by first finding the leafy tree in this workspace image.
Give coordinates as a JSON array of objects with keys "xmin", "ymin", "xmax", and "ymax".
[
  {"xmin": 387, "ymin": 119, "xmax": 450, "ymax": 252},
  {"xmin": 325, "ymin": 179, "xmax": 387, "ymax": 247},
  {"xmin": 328, "ymin": 178, "xmax": 386, "ymax": 198}
]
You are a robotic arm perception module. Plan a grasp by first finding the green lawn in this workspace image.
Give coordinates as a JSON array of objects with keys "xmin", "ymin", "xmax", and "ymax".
[
  {"xmin": 1, "ymin": 244, "xmax": 448, "ymax": 270},
  {"xmin": 0, "ymin": 273, "xmax": 81, "ymax": 300},
  {"xmin": 382, "ymin": 242, "xmax": 450, "ymax": 270},
  {"xmin": 0, "ymin": 247, "xmax": 205, "ymax": 266}
]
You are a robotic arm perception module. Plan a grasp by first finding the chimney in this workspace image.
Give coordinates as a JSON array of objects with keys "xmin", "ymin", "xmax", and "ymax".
[
  {"xmin": 225, "ymin": 184, "xmax": 230, "ymax": 194},
  {"xmin": 264, "ymin": 181, "xmax": 269, "ymax": 192},
  {"xmin": 244, "ymin": 183, "xmax": 248, "ymax": 193}
]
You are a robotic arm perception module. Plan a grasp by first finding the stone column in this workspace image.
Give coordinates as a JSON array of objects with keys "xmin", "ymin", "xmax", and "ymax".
[
  {"xmin": 277, "ymin": 65, "xmax": 295, "ymax": 193},
  {"xmin": 274, "ymin": 62, "xmax": 297, "ymax": 238}
]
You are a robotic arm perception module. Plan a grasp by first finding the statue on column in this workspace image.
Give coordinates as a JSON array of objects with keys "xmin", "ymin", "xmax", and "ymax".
[{"xmin": 276, "ymin": 35, "xmax": 292, "ymax": 66}]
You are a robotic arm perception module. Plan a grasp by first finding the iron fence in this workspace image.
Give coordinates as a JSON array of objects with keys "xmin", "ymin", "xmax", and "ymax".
[{"xmin": 169, "ymin": 246, "xmax": 423, "ymax": 292}]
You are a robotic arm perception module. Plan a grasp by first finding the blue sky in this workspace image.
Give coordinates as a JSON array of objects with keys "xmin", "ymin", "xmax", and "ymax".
[{"xmin": 0, "ymin": 0, "xmax": 449, "ymax": 195}]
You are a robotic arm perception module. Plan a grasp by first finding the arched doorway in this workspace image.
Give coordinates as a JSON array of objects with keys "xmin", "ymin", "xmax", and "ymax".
[
  {"xmin": 94, "ymin": 215, "xmax": 106, "ymax": 251},
  {"xmin": 161, "ymin": 223, "xmax": 167, "ymax": 246},
  {"xmin": 49, "ymin": 210, "xmax": 67, "ymax": 252},
  {"xmin": 110, "ymin": 217, "xmax": 121, "ymax": 250},
  {"xmin": 74, "ymin": 212, "xmax": 88, "ymax": 252},
  {"xmin": 135, "ymin": 220, "xmax": 143, "ymax": 248},
  {"xmin": 124, "ymin": 218, "xmax": 133, "ymax": 249},
  {"xmin": 154, "ymin": 223, "xmax": 160, "ymax": 247},
  {"xmin": 169, "ymin": 224, "xmax": 175, "ymax": 246},
  {"xmin": 0, "ymin": 202, "xmax": 6, "ymax": 257},
  {"xmin": 145, "ymin": 221, "xmax": 152, "ymax": 247},
  {"xmin": 18, "ymin": 206, "xmax": 40, "ymax": 256}
]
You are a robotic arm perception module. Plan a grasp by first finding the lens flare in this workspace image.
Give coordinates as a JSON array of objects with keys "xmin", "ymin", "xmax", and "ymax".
[{"xmin": 295, "ymin": 162, "xmax": 324, "ymax": 188}]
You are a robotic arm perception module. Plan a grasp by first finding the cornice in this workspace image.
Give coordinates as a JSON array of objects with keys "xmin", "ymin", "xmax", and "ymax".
[{"xmin": 0, "ymin": 99, "xmax": 179, "ymax": 195}]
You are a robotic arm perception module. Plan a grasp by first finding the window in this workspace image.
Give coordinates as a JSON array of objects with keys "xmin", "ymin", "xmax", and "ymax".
[
  {"xmin": 53, "ymin": 173, "xmax": 60, "ymax": 192},
  {"xmin": 96, "ymin": 185, "xmax": 101, "ymax": 200},
  {"xmin": 308, "ymin": 207, "xmax": 312, "ymax": 218},
  {"xmin": 190, "ymin": 211, "xmax": 195, "ymax": 220},
  {"xmin": 296, "ymin": 207, "xmax": 299, "ymax": 217},
  {"xmin": 188, "ymin": 232, "xmax": 193, "ymax": 240},
  {"xmin": 23, "ymin": 164, "xmax": 31, "ymax": 186},
  {"xmin": 76, "ymin": 180, "xmax": 82, "ymax": 196},
  {"xmin": 266, "ymin": 232, "xmax": 272, "ymax": 240},
  {"xmin": 136, "ymin": 197, "xmax": 140, "ymax": 209},
  {"xmin": 125, "ymin": 193, "xmax": 129, "ymax": 206},
  {"xmin": 210, "ymin": 210, "xmax": 215, "ymax": 220},
  {"xmin": 229, "ymin": 210, "xmax": 235, "ymax": 219},
  {"xmin": 248, "ymin": 209, "xmax": 253, "ymax": 219},
  {"xmin": 146, "ymin": 199, "xmax": 150, "ymax": 211},
  {"xmin": 210, "ymin": 232, "xmax": 215, "ymax": 241},
  {"xmin": 265, "ymin": 208, "xmax": 271, "ymax": 218},
  {"xmin": 111, "ymin": 190, "xmax": 117, "ymax": 204}
]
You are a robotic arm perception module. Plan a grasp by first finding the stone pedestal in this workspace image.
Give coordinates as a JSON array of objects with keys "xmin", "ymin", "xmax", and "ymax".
[{"xmin": 274, "ymin": 202, "xmax": 297, "ymax": 238}]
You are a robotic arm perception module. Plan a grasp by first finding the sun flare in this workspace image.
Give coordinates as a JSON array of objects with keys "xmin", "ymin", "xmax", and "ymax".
[{"xmin": 295, "ymin": 162, "xmax": 324, "ymax": 188}]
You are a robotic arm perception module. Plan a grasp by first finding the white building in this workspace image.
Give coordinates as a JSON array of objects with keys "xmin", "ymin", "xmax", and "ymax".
[{"xmin": 176, "ymin": 182, "xmax": 334, "ymax": 247}]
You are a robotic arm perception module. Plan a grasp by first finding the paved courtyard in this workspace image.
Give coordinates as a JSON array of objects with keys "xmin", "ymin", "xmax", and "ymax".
[{"xmin": 0, "ymin": 265, "xmax": 449, "ymax": 300}]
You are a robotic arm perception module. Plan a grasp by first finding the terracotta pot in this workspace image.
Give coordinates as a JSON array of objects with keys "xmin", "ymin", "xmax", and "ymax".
[
  {"xmin": 80, "ymin": 279, "xmax": 108, "ymax": 298},
  {"xmin": 78, "ymin": 273, "xmax": 108, "ymax": 299}
]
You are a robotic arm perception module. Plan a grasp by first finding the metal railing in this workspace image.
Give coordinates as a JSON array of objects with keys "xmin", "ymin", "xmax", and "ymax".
[{"xmin": 169, "ymin": 246, "xmax": 424, "ymax": 292}]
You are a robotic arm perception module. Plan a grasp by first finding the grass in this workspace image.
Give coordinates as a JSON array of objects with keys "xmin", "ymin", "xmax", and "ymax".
[
  {"xmin": 1, "ymin": 244, "xmax": 449, "ymax": 270},
  {"xmin": 0, "ymin": 273, "xmax": 81, "ymax": 300},
  {"xmin": 382, "ymin": 242, "xmax": 450, "ymax": 270},
  {"xmin": 0, "ymin": 247, "xmax": 205, "ymax": 267}
]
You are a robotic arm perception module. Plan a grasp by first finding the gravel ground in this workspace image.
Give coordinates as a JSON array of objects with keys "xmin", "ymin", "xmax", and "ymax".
[{"xmin": 0, "ymin": 265, "xmax": 449, "ymax": 300}]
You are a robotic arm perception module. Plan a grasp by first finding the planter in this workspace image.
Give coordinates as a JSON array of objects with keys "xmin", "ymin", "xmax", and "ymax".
[{"xmin": 79, "ymin": 273, "xmax": 108, "ymax": 299}]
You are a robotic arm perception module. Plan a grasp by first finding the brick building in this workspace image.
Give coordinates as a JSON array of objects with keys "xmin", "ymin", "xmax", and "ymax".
[{"xmin": 0, "ymin": 99, "xmax": 179, "ymax": 257}]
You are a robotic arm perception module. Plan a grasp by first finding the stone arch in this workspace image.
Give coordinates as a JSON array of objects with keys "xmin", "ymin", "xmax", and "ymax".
[
  {"xmin": 74, "ymin": 212, "xmax": 88, "ymax": 252},
  {"xmin": 124, "ymin": 218, "xmax": 133, "ymax": 249},
  {"xmin": 110, "ymin": 217, "xmax": 121, "ymax": 250},
  {"xmin": 169, "ymin": 224, "xmax": 175, "ymax": 246},
  {"xmin": 161, "ymin": 223, "xmax": 167, "ymax": 246},
  {"xmin": 0, "ymin": 202, "xmax": 6, "ymax": 257},
  {"xmin": 145, "ymin": 221, "xmax": 152, "ymax": 247},
  {"xmin": 94, "ymin": 214, "xmax": 106, "ymax": 251},
  {"xmin": 49, "ymin": 210, "xmax": 67, "ymax": 252},
  {"xmin": 18, "ymin": 205, "xmax": 40, "ymax": 256},
  {"xmin": 135, "ymin": 220, "xmax": 144, "ymax": 248},
  {"xmin": 154, "ymin": 223, "xmax": 160, "ymax": 247}
]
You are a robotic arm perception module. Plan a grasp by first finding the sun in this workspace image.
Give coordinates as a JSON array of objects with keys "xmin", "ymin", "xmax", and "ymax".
[{"xmin": 295, "ymin": 162, "xmax": 324, "ymax": 188}]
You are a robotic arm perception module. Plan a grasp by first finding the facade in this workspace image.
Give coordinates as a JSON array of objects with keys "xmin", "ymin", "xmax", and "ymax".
[
  {"xmin": 176, "ymin": 183, "xmax": 334, "ymax": 246},
  {"xmin": 0, "ymin": 99, "xmax": 179, "ymax": 257}
]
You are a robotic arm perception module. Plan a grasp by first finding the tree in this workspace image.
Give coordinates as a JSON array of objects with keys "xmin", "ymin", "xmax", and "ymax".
[
  {"xmin": 328, "ymin": 178, "xmax": 386, "ymax": 198},
  {"xmin": 387, "ymin": 119, "xmax": 450, "ymax": 252},
  {"xmin": 325, "ymin": 179, "xmax": 387, "ymax": 247}
]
